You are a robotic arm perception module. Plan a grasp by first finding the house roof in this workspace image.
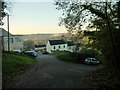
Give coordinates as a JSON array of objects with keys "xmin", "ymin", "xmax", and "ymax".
[
  {"xmin": 66, "ymin": 41, "xmax": 74, "ymax": 46},
  {"xmin": 35, "ymin": 44, "xmax": 46, "ymax": 48},
  {"xmin": 76, "ymin": 43, "xmax": 82, "ymax": 46},
  {"xmin": 0, "ymin": 28, "xmax": 12, "ymax": 37},
  {"xmin": 49, "ymin": 40, "xmax": 66, "ymax": 45}
]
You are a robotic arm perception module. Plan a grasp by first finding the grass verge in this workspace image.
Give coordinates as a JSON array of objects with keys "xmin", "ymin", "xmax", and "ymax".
[
  {"xmin": 2, "ymin": 51, "xmax": 37, "ymax": 76},
  {"xmin": 51, "ymin": 52, "xmax": 75, "ymax": 63}
]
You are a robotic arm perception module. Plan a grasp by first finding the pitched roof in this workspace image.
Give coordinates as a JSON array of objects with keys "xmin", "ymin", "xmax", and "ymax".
[
  {"xmin": 49, "ymin": 40, "xmax": 66, "ymax": 45},
  {"xmin": 66, "ymin": 41, "xmax": 74, "ymax": 46},
  {"xmin": 35, "ymin": 44, "xmax": 46, "ymax": 48},
  {"xmin": 0, "ymin": 28, "xmax": 12, "ymax": 36},
  {"xmin": 76, "ymin": 43, "xmax": 82, "ymax": 46}
]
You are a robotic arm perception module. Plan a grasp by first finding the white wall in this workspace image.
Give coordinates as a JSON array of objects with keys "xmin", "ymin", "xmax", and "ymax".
[
  {"xmin": 3, "ymin": 36, "xmax": 23, "ymax": 51},
  {"xmin": 0, "ymin": 28, "xmax": 3, "ymax": 36},
  {"xmin": 46, "ymin": 41, "xmax": 51, "ymax": 53},
  {"xmin": 51, "ymin": 44, "xmax": 67, "ymax": 52},
  {"xmin": 67, "ymin": 46, "xmax": 74, "ymax": 52}
]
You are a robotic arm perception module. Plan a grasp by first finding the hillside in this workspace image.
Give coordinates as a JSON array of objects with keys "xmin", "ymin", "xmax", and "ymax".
[{"xmin": 14, "ymin": 33, "xmax": 68, "ymax": 40}]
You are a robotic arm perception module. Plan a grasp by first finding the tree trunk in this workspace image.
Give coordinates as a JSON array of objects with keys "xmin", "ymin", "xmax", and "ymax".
[{"xmin": 105, "ymin": 2, "xmax": 119, "ymax": 71}]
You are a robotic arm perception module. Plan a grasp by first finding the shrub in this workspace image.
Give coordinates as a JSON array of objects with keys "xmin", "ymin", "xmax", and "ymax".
[
  {"xmin": 87, "ymin": 68, "xmax": 120, "ymax": 88},
  {"xmin": 51, "ymin": 52, "xmax": 75, "ymax": 63},
  {"xmin": 72, "ymin": 48, "xmax": 103, "ymax": 63}
]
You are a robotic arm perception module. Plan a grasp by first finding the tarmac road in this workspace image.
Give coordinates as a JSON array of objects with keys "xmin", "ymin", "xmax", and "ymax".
[{"xmin": 3, "ymin": 52, "xmax": 100, "ymax": 88}]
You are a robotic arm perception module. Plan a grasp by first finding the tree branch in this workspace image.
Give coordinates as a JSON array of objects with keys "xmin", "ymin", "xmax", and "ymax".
[{"xmin": 82, "ymin": 4, "xmax": 106, "ymax": 20}]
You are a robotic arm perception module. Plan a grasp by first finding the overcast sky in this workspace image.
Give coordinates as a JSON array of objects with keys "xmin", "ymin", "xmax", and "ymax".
[{"xmin": 1, "ymin": 1, "xmax": 67, "ymax": 35}]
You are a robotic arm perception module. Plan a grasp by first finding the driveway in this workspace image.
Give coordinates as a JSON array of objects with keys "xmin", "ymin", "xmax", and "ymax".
[{"xmin": 3, "ymin": 52, "xmax": 100, "ymax": 88}]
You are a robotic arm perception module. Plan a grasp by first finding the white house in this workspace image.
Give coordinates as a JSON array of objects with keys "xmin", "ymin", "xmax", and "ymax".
[
  {"xmin": 46, "ymin": 40, "xmax": 83, "ymax": 53},
  {"xmin": 0, "ymin": 28, "xmax": 23, "ymax": 51},
  {"xmin": 3, "ymin": 36, "xmax": 23, "ymax": 51},
  {"xmin": 46, "ymin": 40, "xmax": 68, "ymax": 53}
]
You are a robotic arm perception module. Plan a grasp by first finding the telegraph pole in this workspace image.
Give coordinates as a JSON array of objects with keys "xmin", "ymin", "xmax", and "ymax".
[{"xmin": 7, "ymin": 14, "xmax": 10, "ymax": 51}]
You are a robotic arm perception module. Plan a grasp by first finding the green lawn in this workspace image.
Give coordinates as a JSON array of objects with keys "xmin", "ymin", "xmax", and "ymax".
[
  {"xmin": 2, "ymin": 51, "xmax": 37, "ymax": 76},
  {"xmin": 51, "ymin": 52, "xmax": 75, "ymax": 63}
]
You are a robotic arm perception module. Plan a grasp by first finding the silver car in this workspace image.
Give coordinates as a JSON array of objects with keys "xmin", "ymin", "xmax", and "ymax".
[
  {"xmin": 24, "ymin": 51, "xmax": 37, "ymax": 57},
  {"xmin": 13, "ymin": 49, "xmax": 22, "ymax": 53},
  {"xmin": 85, "ymin": 58, "xmax": 99, "ymax": 65}
]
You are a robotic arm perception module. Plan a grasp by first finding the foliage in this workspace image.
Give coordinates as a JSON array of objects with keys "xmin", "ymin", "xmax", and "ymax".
[
  {"xmin": 54, "ymin": 1, "xmax": 120, "ymax": 71},
  {"xmin": 0, "ymin": 0, "xmax": 7, "ymax": 25},
  {"xmin": 23, "ymin": 40, "xmax": 35, "ymax": 51},
  {"xmin": 87, "ymin": 68, "xmax": 120, "ymax": 88},
  {"xmin": 2, "ymin": 51, "xmax": 37, "ymax": 76},
  {"xmin": 51, "ymin": 49, "xmax": 101, "ymax": 64},
  {"xmin": 72, "ymin": 48, "xmax": 102, "ymax": 63},
  {"xmin": 51, "ymin": 52, "xmax": 75, "ymax": 63}
]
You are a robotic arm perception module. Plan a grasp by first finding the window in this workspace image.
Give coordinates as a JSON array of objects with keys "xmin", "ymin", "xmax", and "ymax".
[
  {"xmin": 54, "ymin": 46, "xmax": 56, "ymax": 49},
  {"xmin": 11, "ymin": 38, "xmax": 14, "ymax": 43},
  {"xmin": 64, "ymin": 45, "xmax": 65, "ymax": 48},
  {"xmin": 59, "ymin": 46, "xmax": 60, "ymax": 49}
]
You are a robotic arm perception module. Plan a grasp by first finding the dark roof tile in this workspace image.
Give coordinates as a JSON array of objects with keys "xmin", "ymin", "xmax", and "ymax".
[
  {"xmin": 49, "ymin": 40, "xmax": 66, "ymax": 45},
  {"xmin": 35, "ymin": 44, "xmax": 46, "ymax": 48},
  {"xmin": 66, "ymin": 41, "xmax": 74, "ymax": 46}
]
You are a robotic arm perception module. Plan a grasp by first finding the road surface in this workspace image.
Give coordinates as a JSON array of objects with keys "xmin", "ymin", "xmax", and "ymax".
[{"xmin": 3, "ymin": 52, "xmax": 100, "ymax": 88}]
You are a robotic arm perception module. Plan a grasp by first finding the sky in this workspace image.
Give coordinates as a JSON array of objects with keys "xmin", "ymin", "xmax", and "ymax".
[{"xmin": 1, "ymin": 0, "xmax": 67, "ymax": 35}]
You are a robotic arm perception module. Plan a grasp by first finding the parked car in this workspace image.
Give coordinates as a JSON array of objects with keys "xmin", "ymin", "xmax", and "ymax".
[
  {"xmin": 13, "ymin": 49, "xmax": 22, "ymax": 53},
  {"xmin": 85, "ymin": 57, "xmax": 99, "ymax": 65},
  {"xmin": 42, "ymin": 50, "xmax": 49, "ymax": 54},
  {"xmin": 24, "ymin": 51, "xmax": 37, "ymax": 57}
]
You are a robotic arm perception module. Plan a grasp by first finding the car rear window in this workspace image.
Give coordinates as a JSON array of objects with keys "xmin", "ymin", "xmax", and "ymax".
[
  {"xmin": 32, "ymin": 52, "xmax": 36, "ymax": 54},
  {"xmin": 92, "ymin": 59, "xmax": 97, "ymax": 61}
]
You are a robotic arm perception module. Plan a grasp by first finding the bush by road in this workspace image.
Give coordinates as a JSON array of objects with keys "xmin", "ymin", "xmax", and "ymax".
[{"xmin": 50, "ymin": 52, "xmax": 75, "ymax": 63}]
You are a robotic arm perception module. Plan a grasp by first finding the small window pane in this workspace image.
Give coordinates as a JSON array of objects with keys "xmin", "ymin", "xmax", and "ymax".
[{"xmin": 11, "ymin": 38, "xmax": 14, "ymax": 43}]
